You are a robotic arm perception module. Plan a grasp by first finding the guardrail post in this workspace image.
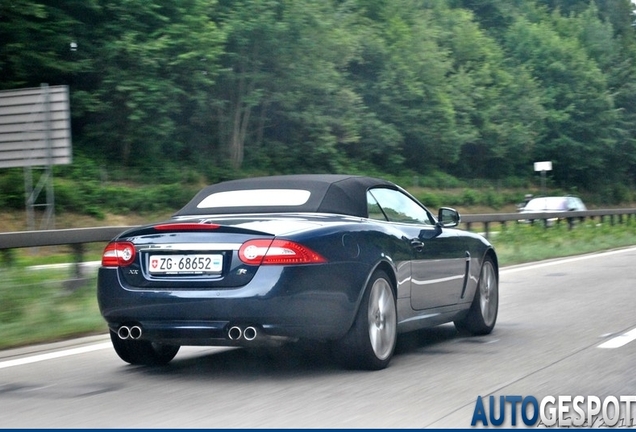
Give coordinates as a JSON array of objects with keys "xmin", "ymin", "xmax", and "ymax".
[
  {"xmin": 62, "ymin": 243, "xmax": 92, "ymax": 292},
  {"xmin": 483, "ymin": 222, "xmax": 490, "ymax": 239},
  {"xmin": 71, "ymin": 243, "xmax": 85, "ymax": 279}
]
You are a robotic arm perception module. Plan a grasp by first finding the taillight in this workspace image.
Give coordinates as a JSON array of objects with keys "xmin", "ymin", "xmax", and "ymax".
[
  {"xmin": 238, "ymin": 239, "xmax": 327, "ymax": 265},
  {"xmin": 102, "ymin": 241, "xmax": 136, "ymax": 267}
]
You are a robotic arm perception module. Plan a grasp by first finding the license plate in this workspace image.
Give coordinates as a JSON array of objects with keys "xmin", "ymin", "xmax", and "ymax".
[{"xmin": 148, "ymin": 254, "xmax": 223, "ymax": 274}]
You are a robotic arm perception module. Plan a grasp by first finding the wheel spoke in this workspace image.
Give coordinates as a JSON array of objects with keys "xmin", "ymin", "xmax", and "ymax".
[{"xmin": 369, "ymin": 324, "xmax": 380, "ymax": 353}]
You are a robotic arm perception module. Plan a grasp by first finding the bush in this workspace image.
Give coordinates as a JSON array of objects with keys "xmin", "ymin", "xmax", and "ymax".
[
  {"xmin": 14, "ymin": 163, "xmax": 636, "ymax": 219},
  {"xmin": 55, "ymin": 154, "xmax": 104, "ymax": 182},
  {"xmin": 0, "ymin": 169, "xmax": 26, "ymax": 210},
  {"xmin": 610, "ymin": 184, "xmax": 632, "ymax": 205},
  {"xmin": 415, "ymin": 191, "xmax": 442, "ymax": 209},
  {"xmin": 461, "ymin": 189, "xmax": 479, "ymax": 206},
  {"xmin": 420, "ymin": 172, "xmax": 465, "ymax": 189},
  {"xmin": 54, "ymin": 179, "xmax": 86, "ymax": 213},
  {"xmin": 484, "ymin": 189, "xmax": 504, "ymax": 209}
]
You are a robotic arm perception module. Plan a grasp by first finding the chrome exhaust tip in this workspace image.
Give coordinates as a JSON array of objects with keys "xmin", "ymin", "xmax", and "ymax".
[
  {"xmin": 129, "ymin": 325, "xmax": 142, "ymax": 340},
  {"xmin": 243, "ymin": 326, "xmax": 257, "ymax": 341},
  {"xmin": 228, "ymin": 326, "xmax": 242, "ymax": 340},
  {"xmin": 117, "ymin": 326, "xmax": 130, "ymax": 340}
]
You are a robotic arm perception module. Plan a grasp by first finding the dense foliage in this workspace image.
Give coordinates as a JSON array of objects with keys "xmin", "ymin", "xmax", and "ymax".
[{"xmin": 2, "ymin": 0, "xmax": 636, "ymax": 200}]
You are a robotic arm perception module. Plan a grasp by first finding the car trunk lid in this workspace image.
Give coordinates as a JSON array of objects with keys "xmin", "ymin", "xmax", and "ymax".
[{"xmin": 111, "ymin": 216, "xmax": 329, "ymax": 289}]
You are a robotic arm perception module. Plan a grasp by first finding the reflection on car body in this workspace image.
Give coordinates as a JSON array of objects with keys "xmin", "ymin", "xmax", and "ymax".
[{"xmin": 97, "ymin": 174, "xmax": 499, "ymax": 370}]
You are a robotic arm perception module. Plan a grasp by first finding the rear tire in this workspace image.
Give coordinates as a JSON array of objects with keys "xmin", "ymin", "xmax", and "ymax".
[
  {"xmin": 454, "ymin": 256, "xmax": 498, "ymax": 335},
  {"xmin": 334, "ymin": 270, "xmax": 397, "ymax": 370},
  {"xmin": 109, "ymin": 331, "xmax": 180, "ymax": 366}
]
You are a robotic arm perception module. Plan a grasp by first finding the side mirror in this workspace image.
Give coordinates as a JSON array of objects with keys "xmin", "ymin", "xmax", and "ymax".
[{"xmin": 438, "ymin": 207, "xmax": 460, "ymax": 227}]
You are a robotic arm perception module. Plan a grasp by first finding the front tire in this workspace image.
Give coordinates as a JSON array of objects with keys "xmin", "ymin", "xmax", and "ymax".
[
  {"xmin": 454, "ymin": 256, "xmax": 498, "ymax": 335},
  {"xmin": 334, "ymin": 270, "xmax": 397, "ymax": 370},
  {"xmin": 109, "ymin": 331, "xmax": 180, "ymax": 366}
]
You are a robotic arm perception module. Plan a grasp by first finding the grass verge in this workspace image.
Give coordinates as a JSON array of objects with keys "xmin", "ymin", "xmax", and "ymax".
[
  {"xmin": 0, "ymin": 269, "xmax": 103, "ymax": 349},
  {"xmin": 491, "ymin": 218, "xmax": 636, "ymax": 265}
]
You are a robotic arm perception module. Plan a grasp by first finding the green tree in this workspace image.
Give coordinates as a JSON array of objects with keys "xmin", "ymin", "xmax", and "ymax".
[
  {"xmin": 504, "ymin": 13, "xmax": 618, "ymax": 188},
  {"xmin": 572, "ymin": 3, "xmax": 636, "ymax": 187},
  {"xmin": 3, "ymin": 0, "xmax": 636, "ymax": 194},
  {"xmin": 348, "ymin": 0, "xmax": 464, "ymax": 173},
  {"xmin": 77, "ymin": 0, "xmax": 223, "ymax": 168},
  {"xmin": 0, "ymin": 0, "xmax": 97, "ymax": 90},
  {"xmin": 212, "ymin": 0, "xmax": 363, "ymax": 172},
  {"xmin": 433, "ymin": 6, "xmax": 546, "ymax": 179}
]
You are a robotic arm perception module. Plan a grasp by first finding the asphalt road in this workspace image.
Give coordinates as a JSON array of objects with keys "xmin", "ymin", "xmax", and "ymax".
[{"xmin": 1, "ymin": 247, "xmax": 635, "ymax": 428}]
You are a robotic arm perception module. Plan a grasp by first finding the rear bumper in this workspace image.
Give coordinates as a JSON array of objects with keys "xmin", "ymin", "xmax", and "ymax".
[
  {"xmin": 110, "ymin": 320, "xmax": 300, "ymax": 347},
  {"xmin": 97, "ymin": 262, "xmax": 371, "ymax": 345}
]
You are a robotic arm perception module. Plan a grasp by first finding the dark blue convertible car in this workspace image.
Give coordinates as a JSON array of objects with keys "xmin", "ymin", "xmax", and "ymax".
[{"xmin": 97, "ymin": 174, "xmax": 498, "ymax": 370}]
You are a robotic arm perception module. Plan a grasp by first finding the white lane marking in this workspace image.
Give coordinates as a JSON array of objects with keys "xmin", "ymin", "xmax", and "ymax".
[
  {"xmin": 30, "ymin": 261, "xmax": 101, "ymax": 271},
  {"xmin": 500, "ymin": 246, "xmax": 636, "ymax": 275},
  {"xmin": 598, "ymin": 328, "xmax": 636, "ymax": 349},
  {"xmin": 0, "ymin": 342, "xmax": 111, "ymax": 370}
]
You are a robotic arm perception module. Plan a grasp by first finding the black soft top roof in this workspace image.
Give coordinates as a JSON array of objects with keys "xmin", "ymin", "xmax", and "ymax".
[{"xmin": 175, "ymin": 174, "xmax": 399, "ymax": 218}]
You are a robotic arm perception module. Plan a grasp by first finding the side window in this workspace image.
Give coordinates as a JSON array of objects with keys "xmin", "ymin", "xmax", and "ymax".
[
  {"xmin": 367, "ymin": 188, "xmax": 434, "ymax": 225},
  {"xmin": 367, "ymin": 193, "xmax": 387, "ymax": 221},
  {"xmin": 567, "ymin": 198, "xmax": 575, "ymax": 211}
]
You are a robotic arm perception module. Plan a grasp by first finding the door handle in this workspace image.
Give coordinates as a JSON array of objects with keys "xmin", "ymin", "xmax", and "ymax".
[{"xmin": 410, "ymin": 238, "xmax": 424, "ymax": 252}]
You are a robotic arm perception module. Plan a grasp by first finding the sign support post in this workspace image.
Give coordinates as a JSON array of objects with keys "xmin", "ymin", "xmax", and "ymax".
[{"xmin": 534, "ymin": 161, "xmax": 553, "ymax": 196}]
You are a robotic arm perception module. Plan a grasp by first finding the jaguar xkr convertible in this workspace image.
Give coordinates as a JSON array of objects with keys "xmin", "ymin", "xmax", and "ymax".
[{"xmin": 97, "ymin": 174, "xmax": 499, "ymax": 370}]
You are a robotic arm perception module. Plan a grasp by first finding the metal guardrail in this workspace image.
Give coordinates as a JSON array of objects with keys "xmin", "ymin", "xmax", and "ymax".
[
  {"xmin": 0, "ymin": 225, "xmax": 134, "ymax": 281},
  {"xmin": 0, "ymin": 226, "xmax": 132, "ymax": 249},
  {"xmin": 2, "ymin": 209, "xmax": 636, "ymax": 250},
  {"xmin": 461, "ymin": 208, "xmax": 636, "ymax": 238}
]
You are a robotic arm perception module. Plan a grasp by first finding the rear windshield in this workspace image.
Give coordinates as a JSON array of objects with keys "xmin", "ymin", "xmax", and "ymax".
[{"xmin": 196, "ymin": 189, "xmax": 311, "ymax": 209}]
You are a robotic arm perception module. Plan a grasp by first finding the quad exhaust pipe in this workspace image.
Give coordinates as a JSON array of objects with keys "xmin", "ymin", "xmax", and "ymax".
[
  {"xmin": 243, "ymin": 326, "xmax": 257, "ymax": 341},
  {"xmin": 228, "ymin": 326, "xmax": 242, "ymax": 340},
  {"xmin": 116, "ymin": 323, "xmax": 258, "ymax": 341},
  {"xmin": 228, "ymin": 325, "xmax": 258, "ymax": 341},
  {"xmin": 117, "ymin": 325, "xmax": 142, "ymax": 340}
]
